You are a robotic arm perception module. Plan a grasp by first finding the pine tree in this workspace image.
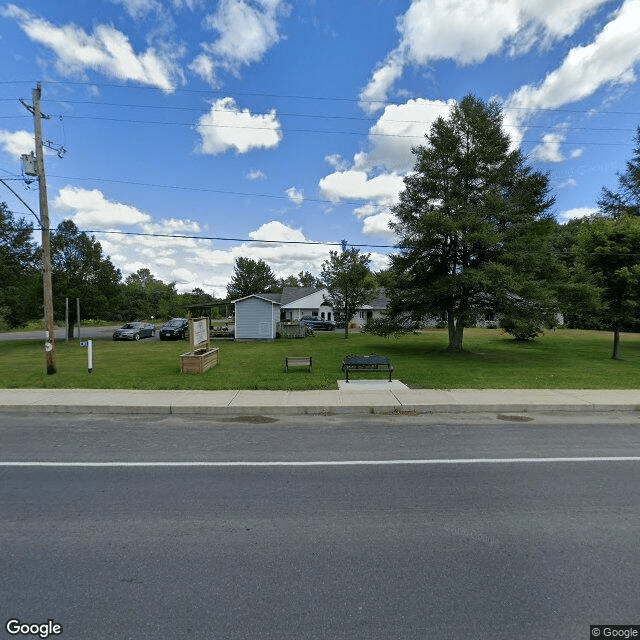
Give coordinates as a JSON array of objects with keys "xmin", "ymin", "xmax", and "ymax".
[
  {"xmin": 598, "ymin": 126, "xmax": 640, "ymax": 219},
  {"xmin": 383, "ymin": 95, "xmax": 557, "ymax": 350}
]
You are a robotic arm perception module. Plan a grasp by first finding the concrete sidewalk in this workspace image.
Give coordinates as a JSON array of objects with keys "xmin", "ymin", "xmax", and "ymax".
[{"xmin": 0, "ymin": 385, "xmax": 638, "ymax": 415}]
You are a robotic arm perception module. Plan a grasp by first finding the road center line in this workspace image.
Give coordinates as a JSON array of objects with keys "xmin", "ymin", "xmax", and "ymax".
[{"xmin": 2, "ymin": 457, "xmax": 640, "ymax": 467}]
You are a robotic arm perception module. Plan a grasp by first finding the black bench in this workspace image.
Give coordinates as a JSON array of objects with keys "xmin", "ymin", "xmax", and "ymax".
[{"xmin": 342, "ymin": 354, "xmax": 394, "ymax": 382}]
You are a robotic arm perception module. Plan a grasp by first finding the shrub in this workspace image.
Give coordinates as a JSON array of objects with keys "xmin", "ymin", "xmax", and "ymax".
[{"xmin": 500, "ymin": 317, "xmax": 543, "ymax": 341}]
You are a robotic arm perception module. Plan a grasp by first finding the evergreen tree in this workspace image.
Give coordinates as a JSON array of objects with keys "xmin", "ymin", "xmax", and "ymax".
[
  {"xmin": 577, "ymin": 215, "xmax": 640, "ymax": 359},
  {"xmin": 382, "ymin": 95, "xmax": 557, "ymax": 350},
  {"xmin": 598, "ymin": 126, "xmax": 640, "ymax": 219}
]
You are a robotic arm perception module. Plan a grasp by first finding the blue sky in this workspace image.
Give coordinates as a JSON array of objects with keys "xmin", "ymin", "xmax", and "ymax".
[{"xmin": 1, "ymin": 0, "xmax": 639, "ymax": 296}]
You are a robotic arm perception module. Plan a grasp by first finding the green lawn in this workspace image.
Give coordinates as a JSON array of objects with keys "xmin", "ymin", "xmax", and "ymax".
[{"xmin": 1, "ymin": 328, "xmax": 639, "ymax": 390}]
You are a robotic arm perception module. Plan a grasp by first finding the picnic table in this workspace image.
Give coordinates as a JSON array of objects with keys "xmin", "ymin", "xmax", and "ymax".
[{"xmin": 341, "ymin": 354, "xmax": 394, "ymax": 382}]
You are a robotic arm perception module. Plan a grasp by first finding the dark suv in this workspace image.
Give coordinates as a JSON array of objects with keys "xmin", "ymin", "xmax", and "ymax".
[
  {"xmin": 159, "ymin": 317, "xmax": 189, "ymax": 340},
  {"xmin": 299, "ymin": 315, "xmax": 336, "ymax": 330}
]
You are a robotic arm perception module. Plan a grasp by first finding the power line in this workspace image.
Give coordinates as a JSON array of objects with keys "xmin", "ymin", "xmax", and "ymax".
[
  {"xmin": 35, "ymin": 98, "xmax": 639, "ymax": 134},
  {"xmin": 4, "ymin": 78, "xmax": 640, "ymax": 117},
  {"xmin": 46, "ymin": 172, "xmax": 370, "ymax": 206}
]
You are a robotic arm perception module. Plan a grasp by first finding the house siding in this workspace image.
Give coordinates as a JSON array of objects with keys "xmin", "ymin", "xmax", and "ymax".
[{"xmin": 235, "ymin": 297, "xmax": 278, "ymax": 340}]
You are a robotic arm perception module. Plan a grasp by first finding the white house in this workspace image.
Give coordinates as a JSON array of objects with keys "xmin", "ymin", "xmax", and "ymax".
[
  {"xmin": 349, "ymin": 290, "xmax": 389, "ymax": 328},
  {"xmin": 232, "ymin": 287, "xmax": 389, "ymax": 339},
  {"xmin": 280, "ymin": 287, "xmax": 333, "ymax": 322}
]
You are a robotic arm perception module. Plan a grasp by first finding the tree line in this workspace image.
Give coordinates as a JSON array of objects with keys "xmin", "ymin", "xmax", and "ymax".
[
  {"xmin": 0, "ymin": 213, "xmax": 222, "ymax": 331},
  {"xmin": 2, "ymin": 94, "xmax": 639, "ymax": 357}
]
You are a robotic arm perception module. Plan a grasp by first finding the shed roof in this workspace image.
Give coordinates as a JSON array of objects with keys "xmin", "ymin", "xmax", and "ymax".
[{"xmin": 231, "ymin": 293, "xmax": 282, "ymax": 304}]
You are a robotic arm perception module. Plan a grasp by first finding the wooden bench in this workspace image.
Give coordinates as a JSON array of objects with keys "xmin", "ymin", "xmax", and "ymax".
[
  {"xmin": 284, "ymin": 356, "xmax": 312, "ymax": 373},
  {"xmin": 342, "ymin": 354, "xmax": 394, "ymax": 382}
]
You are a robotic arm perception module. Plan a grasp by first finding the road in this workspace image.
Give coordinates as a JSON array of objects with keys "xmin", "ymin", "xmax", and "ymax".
[
  {"xmin": 2, "ymin": 412, "xmax": 640, "ymax": 639},
  {"xmin": 0, "ymin": 325, "xmax": 128, "ymax": 342}
]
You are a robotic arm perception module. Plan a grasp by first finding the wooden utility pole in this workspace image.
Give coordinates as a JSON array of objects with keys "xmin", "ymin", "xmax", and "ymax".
[{"xmin": 31, "ymin": 83, "xmax": 56, "ymax": 374}]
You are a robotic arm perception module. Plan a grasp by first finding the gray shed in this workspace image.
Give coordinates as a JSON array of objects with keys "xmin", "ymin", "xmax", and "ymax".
[{"xmin": 233, "ymin": 293, "xmax": 281, "ymax": 340}]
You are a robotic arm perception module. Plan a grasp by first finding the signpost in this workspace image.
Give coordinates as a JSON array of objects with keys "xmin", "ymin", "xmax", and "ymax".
[{"xmin": 80, "ymin": 340, "xmax": 93, "ymax": 373}]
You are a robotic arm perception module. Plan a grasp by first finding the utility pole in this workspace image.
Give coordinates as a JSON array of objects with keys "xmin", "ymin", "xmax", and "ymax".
[{"xmin": 24, "ymin": 83, "xmax": 56, "ymax": 374}]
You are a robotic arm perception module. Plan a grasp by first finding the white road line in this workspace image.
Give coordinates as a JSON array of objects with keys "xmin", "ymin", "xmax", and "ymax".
[{"xmin": 1, "ymin": 457, "xmax": 640, "ymax": 467}]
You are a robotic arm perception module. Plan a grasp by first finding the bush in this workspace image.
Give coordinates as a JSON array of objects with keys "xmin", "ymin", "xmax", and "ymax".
[{"xmin": 500, "ymin": 317, "xmax": 543, "ymax": 341}]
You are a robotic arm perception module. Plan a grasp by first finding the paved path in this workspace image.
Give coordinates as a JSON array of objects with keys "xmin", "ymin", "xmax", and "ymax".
[{"xmin": 0, "ymin": 385, "xmax": 638, "ymax": 415}]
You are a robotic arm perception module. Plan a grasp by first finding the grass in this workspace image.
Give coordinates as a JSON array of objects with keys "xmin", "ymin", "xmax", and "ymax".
[{"xmin": 0, "ymin": 328, "xmax": 639, "ymax": 390}]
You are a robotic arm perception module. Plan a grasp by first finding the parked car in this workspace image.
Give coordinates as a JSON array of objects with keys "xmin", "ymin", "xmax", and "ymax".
[
  {"xmin": 112, "ymin": 322, "xmax": 156, "ymax": 341},
  {"xmin": 299, "ymin": 315, "xmax": 336, "ymax": 330},
  {"xmin": 159, "ymin": 318, "xmax": 189, "ymax": 341}
]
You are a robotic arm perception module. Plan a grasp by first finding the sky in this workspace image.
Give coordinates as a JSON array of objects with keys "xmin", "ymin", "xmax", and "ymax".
[{"xmin": 1, "ymin": 0, "xmax": 640, "ymax": 297}]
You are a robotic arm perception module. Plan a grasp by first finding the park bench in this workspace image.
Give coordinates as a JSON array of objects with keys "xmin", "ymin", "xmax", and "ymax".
[
  {"xmin": 284, "ymin": 356, "xmax": 312, "ymax": 373},
  {"xmin": 342, "ymin": 354, "xmax": 394, "ymax": 382}
]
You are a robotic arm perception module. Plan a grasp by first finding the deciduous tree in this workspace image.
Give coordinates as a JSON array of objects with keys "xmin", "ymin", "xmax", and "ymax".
[
  {"xmin": 50, "ymin": 220, "xmax": 121, "ymax": 333},
  {"xmin": 226, "ymin": 257, "xmax": 278, "ymax": 299},
  {"xmin": 0, "ymin": 203, "xmax": 39, "ymax": 328},
  {"xmin": 321, "ymin": 242, "xmax": 377, "ymax": 338}
]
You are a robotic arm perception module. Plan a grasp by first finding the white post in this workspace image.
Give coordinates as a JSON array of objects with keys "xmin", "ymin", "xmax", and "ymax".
[{"xmin": 80, "ymin": 340, "xmax": 93, "ymax": 373}]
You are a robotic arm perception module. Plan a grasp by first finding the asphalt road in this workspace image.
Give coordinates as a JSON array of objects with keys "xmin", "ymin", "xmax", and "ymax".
[
  {"xmin": 0, "ymin": 325, "xmax": 132, "ymax": 342},
  {"xmin": 2, "ymin": 413, "xmax": 640, "ymax": 639}
]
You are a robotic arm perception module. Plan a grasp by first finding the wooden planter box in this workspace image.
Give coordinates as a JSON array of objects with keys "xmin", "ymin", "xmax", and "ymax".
[{"xmin": 180, "ymin": 348, "xmax": 219, "ymax": 374}]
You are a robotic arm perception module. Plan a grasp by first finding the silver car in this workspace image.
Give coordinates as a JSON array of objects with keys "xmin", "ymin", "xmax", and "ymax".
[{"xmin": 112, "ymin": 322, "xmax": 156, "ymax": 341}]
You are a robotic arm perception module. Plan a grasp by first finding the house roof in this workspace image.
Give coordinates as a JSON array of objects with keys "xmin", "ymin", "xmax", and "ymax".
[
  {"xmin": 279, "ymin": 286, "xmax": 324, "ymax": 306},
  {"xmin": 359, "ymin": 289, "xmax": 389, "ymax": 310},
  {"xmin": 231, "ymin": 293, "xmax": 281, "ymax": 304}
]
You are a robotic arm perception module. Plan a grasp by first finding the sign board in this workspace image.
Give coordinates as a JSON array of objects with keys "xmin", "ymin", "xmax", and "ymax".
[{"xmin": 189, "ymin": 316, "xmax": 210, "ymax": 353}]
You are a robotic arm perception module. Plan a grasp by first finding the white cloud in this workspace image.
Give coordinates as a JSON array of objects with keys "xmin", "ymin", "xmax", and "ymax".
[
  {"xmin": 557, "ymin": 206, "xmax": 598, "ymax": 222},
  {"xmin": 0, "ymin": 129, "xmax": 34, "ymax": 158},
  {"xmin": 318, "ymin": 98, "xmax": 451, "ymax": 238},
  {"xmin": 325, "ymin": 154, "xmax": 349, "ymax": 171},
  {"xmin": 249, "ymin": 220, "xmax": 305, "ymax": 243},
  {"xmin": 359, "ymin": 50, "xmax": 405, "ymax": 114},
  {"xmin": 193, "ymin": 0, "xmax": 289, "ymax": 83},
  {"xmin": 285, "ymin": 187, "xmax": 304, "ymax": 206},
  {"xmin": 53, "ymin": 186, "xmax": 152, "ymax": 228},
  {"xmin": 111, "ymin": 0, "xmax": 161, "ymax": 20},
  {"xmin": 532, "ymin": 133, "xmax": 566, "ymax": 162},
  {"xmin": 50, "ymin": 185, "xmax": 348, "ymax": 296},
  {"xmin": 195, "ymin": 97, "xmax": 282, "ymax": 155},
  {"xmin": 359, "ymin": 0, "xmax": 612, "ymax": 111},
  {"xmin": 246, "ymin": 169, "xmax": 266, "ymax": 180},
  {"xmin": 557, "ymin": 178, "xmax": 578, "ymax": 189},
  {"xmin": 362, "ymin": 211, "xmax": 396, "ymax": 240},
  {"xmin": 507, "ymin": 0, "xmax": 640, "ymax": 116},
  {"xmin": 2, "ymin": 4, "xmax": 180, "ymax": 91},
  {"xmin": 172, "ymin": 0, "xmax": 203, "ymax": 9},
  {"xmin": 189, "ymin": 53, "xmax": 217, "ymax": 85},
  {"xmin": 318, "ymin": 170, "xmax": 404, "ymax": 205},
  {"xmin": 358, "ymin": 98, "xmax": 454, "ymax": 173}
]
